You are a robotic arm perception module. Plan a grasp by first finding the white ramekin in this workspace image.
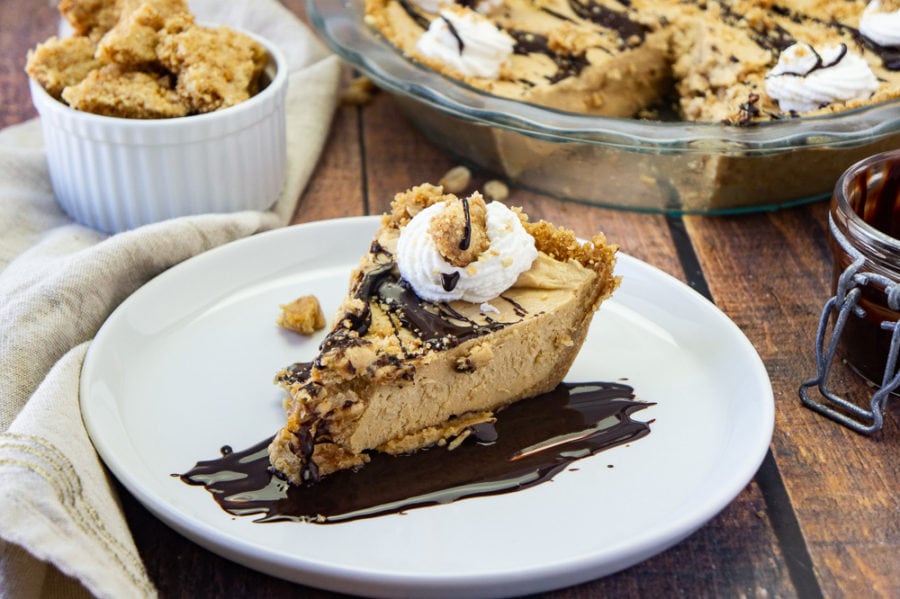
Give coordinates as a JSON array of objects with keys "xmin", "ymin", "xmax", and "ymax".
[{"xmin": 28, "ymin": 29, "xmax": 288, "ymax": 234}]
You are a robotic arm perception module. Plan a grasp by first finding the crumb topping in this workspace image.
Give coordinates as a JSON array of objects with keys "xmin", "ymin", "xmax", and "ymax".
[
  {"xmin": 95, "ymin": 2, "xmax": 169, "ymax": 66},
  {"xmin": 157, "ymin": 16, "xmax": 268, "ymax": 112},
  {"xmin": 26, "ymin": 0, "xmax": 268, "ymax": 118},
  {"xmin": 428, "ymin": 192, "xmax": 490, "ymax": 267},
  {"xmin": 59, "ymin": 0, "xmax": 121, "ymax": 39},
  {"xmin": 61, "ymin": 64, "xmax": 187, "ymax": 118},
  {"xmin": 25, "ymin": 36, "xmax": 101, "ymax": 99},
  {"xmin": 523, "ymin": 218, "xmax": 618, "ymax": 274},
  {"xmin": 385, "ymin": 182, "xmax": 448, "ymax": 228}
]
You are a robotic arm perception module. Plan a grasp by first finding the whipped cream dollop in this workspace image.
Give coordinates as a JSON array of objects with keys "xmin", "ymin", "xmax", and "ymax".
[
  {"xmin": 397, "ymin": 197, "xmax": 538, "ymax": 303},
  {"xmin": 860, "ymin": 0, "xmax": 900, "ymax": 48},
  {"xmin": 764, "ymin": 43, "xmax": 879, "ymax": 114},
  {"xmin": 415, "ymin": 8, "xmax": 515, "ymax": 79}
]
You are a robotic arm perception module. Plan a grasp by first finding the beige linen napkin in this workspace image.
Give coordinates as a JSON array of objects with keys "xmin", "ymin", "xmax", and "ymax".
[{"xmin": 0, "ymin": 1, "xmax": 341, "ymax": 597}]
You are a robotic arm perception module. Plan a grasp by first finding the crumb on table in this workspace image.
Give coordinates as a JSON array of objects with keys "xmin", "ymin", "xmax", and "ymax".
[{"xmin": 340, "ymin": 75, "xmax": 377, "ymax": 106}]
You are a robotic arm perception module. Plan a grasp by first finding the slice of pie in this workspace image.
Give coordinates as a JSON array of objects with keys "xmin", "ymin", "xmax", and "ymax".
[{"xmin": 267, "ymin": 183, "xmax": 619, "ymax": 485}]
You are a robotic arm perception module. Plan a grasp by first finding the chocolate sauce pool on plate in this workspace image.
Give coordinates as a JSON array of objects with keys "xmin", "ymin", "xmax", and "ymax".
[{"xmin": 179, "ymin": 382, "xmax": 652, "ymax": 524}]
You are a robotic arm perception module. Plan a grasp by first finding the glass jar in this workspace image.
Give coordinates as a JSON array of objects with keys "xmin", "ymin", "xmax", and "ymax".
[
  {"xmin": 801, "ymin": 150, "xmax": 900, "ymax": 434},
  {"xmin": 829, "ymin": 149, "xmax": 900, "ymax": 389}
]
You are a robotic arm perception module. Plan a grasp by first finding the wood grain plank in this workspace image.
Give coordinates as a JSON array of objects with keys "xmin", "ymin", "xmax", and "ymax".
[
  {"xmin": 361, "ymin": 90, "xmax": 457, "ymax": 214},
  {"xmin": 292, "ymin": 100, "xmax": 366, "ymax": 223},
  {"xmin": 685, "ymin": 204, "xmax": 900, "ymax": 599},
  {"xmin": 0, "ymin": 2, "xmax": 56, "ymax": 129}
]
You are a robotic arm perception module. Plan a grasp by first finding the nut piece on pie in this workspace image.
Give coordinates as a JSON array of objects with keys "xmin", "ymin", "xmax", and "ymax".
[{"xmin": 267, "ymin": 184, "xmax": 620, "ymax": 485}]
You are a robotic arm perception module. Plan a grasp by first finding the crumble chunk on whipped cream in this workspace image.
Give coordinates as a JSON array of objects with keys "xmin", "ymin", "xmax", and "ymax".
[
  {"xmin": 397, "ymin": 191, "xmax": 538, "ymax": 303},
  {"xmin": 764, "ymin": 42, "xmax": 879, "ymax": 114}
]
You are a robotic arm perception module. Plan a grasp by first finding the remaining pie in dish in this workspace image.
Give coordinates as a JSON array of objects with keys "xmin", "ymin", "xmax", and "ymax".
[
  {"xmin": 267, "ymin": 183, "xmax": 619, "ymax": 484},
  {"xmin": 363, "ymin": 0, "xmax": 900, "ymax": 124}
]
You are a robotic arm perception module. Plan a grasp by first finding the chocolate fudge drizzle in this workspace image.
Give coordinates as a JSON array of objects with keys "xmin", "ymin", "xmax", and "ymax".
[
  {"xmin": 713, "ymin": 3, "xmax": 794, "ymax": 53},
  {"xmin": 846, "ymin": 25, "xmax": 900, "ymax": 71},
  {"xmin": 396, "ymin": 0, "xmax": 430, "ymax": 30},
  {"xmin": 509, "ymin": 30, "xmax": 592, "ymax": 83},
  {"xmin": 179, "ymin": 381, "xmax": 653, "ymax": 524},
  {"xmin": 866, "ymin": 41, "xmax": 900, "ymax": 72},
  {"xmin": 317, "ymin": 254, "xmax": 523, "ymax": 362},
  {"xmin": 438, "ymin": 197, "xmax": 473, "ymax": 291},
  {"xmin": 567, "ymin": 0, "xmax": 649, "ymax": 44},
  {"xmin": 441, "ymin": 271, "xmax": 461, "ymax": 291}
]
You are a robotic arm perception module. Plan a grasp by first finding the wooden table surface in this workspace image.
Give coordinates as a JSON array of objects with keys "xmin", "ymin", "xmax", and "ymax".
[{"xmin": 3, "ymin": 1, "xmax": 897, "ymax": 597}]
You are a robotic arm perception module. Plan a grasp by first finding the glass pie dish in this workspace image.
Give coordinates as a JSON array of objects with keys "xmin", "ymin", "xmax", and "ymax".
[{"xmin": 307, "ymin": 0, "xmax": 900, "ymax": 214}]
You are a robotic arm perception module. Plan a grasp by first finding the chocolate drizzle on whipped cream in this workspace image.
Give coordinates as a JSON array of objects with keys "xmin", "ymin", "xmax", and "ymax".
[
  {"xmin": 459, "ymin": 196, "xmax": 473, "ymax": 250},
  {"xmin": 179, "ymin": 381, "xmax": 653, "ymax": 524},
  {"xmin": 441, "ymin": 15, "xmax": 466, "ymax": 53},
  {"xmin": 767, "ymin": 43, "xmax": 849, "ymax": 78},
  {"xmin": 441, "ymin": 271, "xmax": 461, "ymax": 291}
]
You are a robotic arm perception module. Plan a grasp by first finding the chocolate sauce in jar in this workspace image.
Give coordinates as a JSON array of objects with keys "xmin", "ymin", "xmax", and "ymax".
[
  {"xmin": 829, "ymin": 151, "xmax": 900, "ymax": 390},
  {"xmin": 179, "ymin": 382, "xmax": 653, "ymax": 524}
]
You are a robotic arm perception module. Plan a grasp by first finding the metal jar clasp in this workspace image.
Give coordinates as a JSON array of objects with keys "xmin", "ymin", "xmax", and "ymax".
[{"xmin": 800, "ymin": 250, "xmax": 900, "ymax": 434}]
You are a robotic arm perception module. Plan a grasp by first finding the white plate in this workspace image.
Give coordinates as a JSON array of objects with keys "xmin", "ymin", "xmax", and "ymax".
[{"xmin": 81, "ymin": 216, "xmax": 774, "ymax": 599}]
